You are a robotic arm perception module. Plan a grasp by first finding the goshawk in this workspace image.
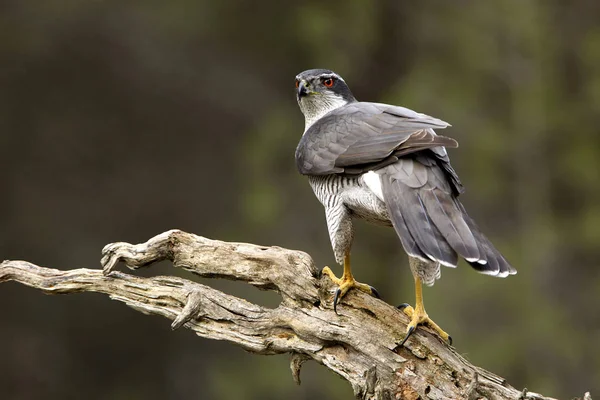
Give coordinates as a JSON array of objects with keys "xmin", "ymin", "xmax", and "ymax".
[{"xmin": 294, "ymin": 69, "xmax": 516, "ymax": 345}]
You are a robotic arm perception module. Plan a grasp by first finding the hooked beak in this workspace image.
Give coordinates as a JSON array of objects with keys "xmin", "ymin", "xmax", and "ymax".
[{"xmin": 297, "ymin": 81, "xmax": 309, "ymax": 98}]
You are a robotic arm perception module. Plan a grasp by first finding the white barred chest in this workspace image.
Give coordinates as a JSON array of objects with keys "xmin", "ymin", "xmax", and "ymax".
[{"xmin": 308, "ymin": 174, "xmax": 391, "ymax": 226}]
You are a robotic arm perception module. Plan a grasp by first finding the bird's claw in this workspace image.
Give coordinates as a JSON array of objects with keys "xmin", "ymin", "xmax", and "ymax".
[
  {"xmin": 397, "ymin": 325, "xmax": 415, "ymax": 348},
  {"xmin": 370, "ymin": 286, "xmax": 381, "ymax": 299},
  {"xmin": 395, "ymin": 303, "xmax": 452, "ymax": 347},
  {"xmin": 322, "ymin": 266, "xmax": 379, "ymax": 314},
  {"xmin": 333, "ymin": 288, "xmax": 342, "ymax": 314}
]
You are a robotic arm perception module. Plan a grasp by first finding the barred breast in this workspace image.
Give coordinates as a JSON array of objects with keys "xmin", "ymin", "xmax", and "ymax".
[{"xmin": 308, "ymin": 174, "xmax": 391, "ymax": 226}]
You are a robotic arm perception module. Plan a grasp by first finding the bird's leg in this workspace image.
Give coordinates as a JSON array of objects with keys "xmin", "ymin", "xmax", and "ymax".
[
  {"xmin": 397, "ymin": 277, "xmax": 452, "ymax": 347},
  {"xmin": 321, "ymin": 253, "xmax": 379, "ymax": 313}
]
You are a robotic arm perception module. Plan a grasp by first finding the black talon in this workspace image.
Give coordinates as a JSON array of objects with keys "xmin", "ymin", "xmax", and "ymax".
[
  {"xmin": 397, "ymin": 325, "xmax": 415, "ymax": 348},
  {"xmin": 333, "ymin": 288, "xmax": 341, "ymax": 314},
  {"xmin": 370, "ymin": 286, "xmax": 381, "ymax": 299},
  {"xmin": 396, "ymin": 303, "xmax": 410, "ymax": 310},
  {"xmin": 447, "ymin": 335, "xmax": 453, "ymax": 346}
]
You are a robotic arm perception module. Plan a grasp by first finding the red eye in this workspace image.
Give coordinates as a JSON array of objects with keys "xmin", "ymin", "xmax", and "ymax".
[
  {"xmin": 322, "ymin": 77, "xmax": 334, "ymax": 87},
  {"xmin": 295, "ymin": 80, "xmax": 299, "ymax": 88}
]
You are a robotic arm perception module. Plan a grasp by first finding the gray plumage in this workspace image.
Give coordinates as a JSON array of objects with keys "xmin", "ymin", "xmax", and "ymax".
[{"xmin": 295, "ymin": 69, "xmax": 515, "ymax": 285}]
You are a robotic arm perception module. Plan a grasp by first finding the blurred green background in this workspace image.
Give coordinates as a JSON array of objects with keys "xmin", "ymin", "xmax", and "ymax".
[{"xmin": 1, "ymin": 1, "xmax": 599, "ymax": 399}]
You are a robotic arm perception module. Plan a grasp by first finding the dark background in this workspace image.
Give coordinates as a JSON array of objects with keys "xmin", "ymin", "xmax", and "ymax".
[{"xmin": 1, "ymin": 1, "xmax": 599, "ymax": 399}]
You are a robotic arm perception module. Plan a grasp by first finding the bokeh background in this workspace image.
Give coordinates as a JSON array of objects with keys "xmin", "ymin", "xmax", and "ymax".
[{"xmin": 1, "ymin": 1, "xmax": 599, "ymax": 399}]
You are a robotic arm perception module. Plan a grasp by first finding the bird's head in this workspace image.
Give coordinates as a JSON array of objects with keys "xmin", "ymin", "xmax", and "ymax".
[{"xmin": 295, "ymin": 69, "xmax": 356, "ymax": 130}]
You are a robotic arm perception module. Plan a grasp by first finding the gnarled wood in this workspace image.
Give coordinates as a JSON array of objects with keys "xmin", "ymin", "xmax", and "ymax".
[{"xmin": 0, "ymin": 230, "xmax": 592, "ymax": 400}]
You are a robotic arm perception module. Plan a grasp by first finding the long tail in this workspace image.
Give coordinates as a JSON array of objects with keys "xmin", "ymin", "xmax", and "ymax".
[
  {"xmin": 455, "ymin": 200, "xmax": 515, "ymax": 277},
  {"xmin": 379, "ymin": 163, "xmax": 515, "ymax": 278}
]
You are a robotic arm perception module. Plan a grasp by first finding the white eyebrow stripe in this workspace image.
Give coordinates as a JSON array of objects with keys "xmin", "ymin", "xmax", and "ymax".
[
  {"xmin": 295, "ymin": 72, "xmax": 346, "ymax": 83},
  {"xmin": 318, "ymin": 73, "xmax": 345, "ymax": 82}
]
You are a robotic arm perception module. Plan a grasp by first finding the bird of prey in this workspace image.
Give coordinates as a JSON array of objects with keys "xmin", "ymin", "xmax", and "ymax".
[{"xmin": 294, "ymin": 69, "xmax": 515, "ymax": 346}]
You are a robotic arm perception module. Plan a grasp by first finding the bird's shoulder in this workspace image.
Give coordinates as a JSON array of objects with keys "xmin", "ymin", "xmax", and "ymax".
[
  {"xmin": 308, "ymin": 102, "xmax": 450, "ymax": 132},
  {"xmin": 295, "ymin": 101, "xmax": 456, "ymax": 178}
]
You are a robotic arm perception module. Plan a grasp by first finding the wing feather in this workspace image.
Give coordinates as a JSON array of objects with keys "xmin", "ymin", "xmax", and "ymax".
[
  {"xmin": 336, "ymin": 129, "xmax": 457, "ymax": 167},
  {"xmin": 296, "ymin": 102, "xmax": 455, "ymax": 176}
]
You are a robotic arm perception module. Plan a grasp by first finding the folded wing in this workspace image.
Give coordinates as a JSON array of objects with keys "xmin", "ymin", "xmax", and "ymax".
[{"xmin": 295, "ymin": 101, "xmax": 515, "ymax": 276}]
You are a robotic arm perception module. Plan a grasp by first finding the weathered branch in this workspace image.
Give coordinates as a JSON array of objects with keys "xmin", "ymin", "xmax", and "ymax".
[{"xmin": 0, "ymin": 230, "xmax": 592, "ymax": 400}]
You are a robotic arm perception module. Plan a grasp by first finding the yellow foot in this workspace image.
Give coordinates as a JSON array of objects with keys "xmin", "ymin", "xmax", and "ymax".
[
  {"xmin": 397, "ymin": 303, "xmax": 452, "ymax": 347},
  {"xmin": 321, "ymin": 266, "xmax": 380, "ymax": 313}
]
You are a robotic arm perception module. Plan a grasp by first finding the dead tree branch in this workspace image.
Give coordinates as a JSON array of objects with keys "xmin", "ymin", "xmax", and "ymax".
[{"xmin": 0, "ymin": 230, "xmax": 592, "ymax": 400}]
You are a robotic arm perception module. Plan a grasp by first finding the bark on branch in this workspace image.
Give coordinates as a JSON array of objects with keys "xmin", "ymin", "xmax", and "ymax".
[{"xmin": 0, "ymin": 230, "xmax": 592, "ymax": 400}]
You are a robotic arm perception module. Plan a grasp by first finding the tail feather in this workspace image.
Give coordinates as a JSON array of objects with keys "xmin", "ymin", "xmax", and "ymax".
[
  {"xmin": 379, "ymin": 164, "xmax": 515, "ymax": 277},
  {"xmin": 421, "ymin": 188, "xmax": 480, "ymax": 262},
  {"xmin": 381, "ymin": 174, "xmax": 458, "ymax": 267},
  {"xmin": 387, "ymin": 205, "xmax": 431, "ymax": 262},
  {"xmin": 456, "ymin": 200, "xmax": 516, "ymax": 277}
]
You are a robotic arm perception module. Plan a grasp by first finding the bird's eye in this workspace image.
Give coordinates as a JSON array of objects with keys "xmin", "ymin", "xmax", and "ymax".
[
  {"xmin": 295, "ymin": 80, "xmax": 299, "ymax": 88},
  {"xmin": 322, "ymin": 77, "xmax": 335, "ymax": 87}
]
